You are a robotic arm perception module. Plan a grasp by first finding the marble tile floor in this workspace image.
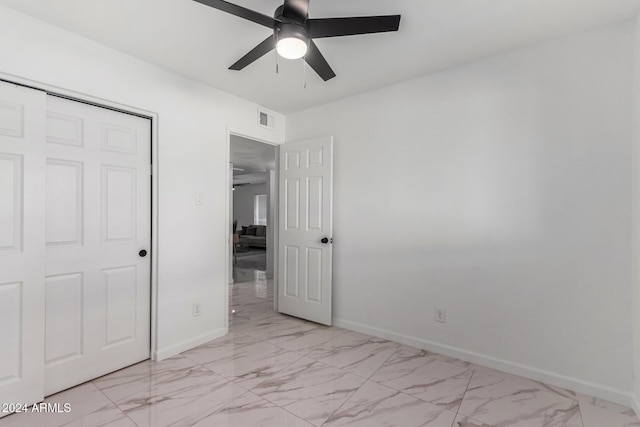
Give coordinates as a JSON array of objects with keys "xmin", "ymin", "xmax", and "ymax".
[
  {"xmin": 233, "ymin": 265, "xmax": 267, "ymax": 284},
  {"xmin": 1, "ymin": 273, "xmax": 639, "ymax": 427}
]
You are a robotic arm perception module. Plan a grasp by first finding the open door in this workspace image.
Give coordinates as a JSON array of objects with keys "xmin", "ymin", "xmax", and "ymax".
[
  {"xmin": 0, "ymin": 81, "xmax": 46, "ymax": 413},
  {"xmin": 278, "ymin": 136, "xmax": 333, "ymax": 325}
]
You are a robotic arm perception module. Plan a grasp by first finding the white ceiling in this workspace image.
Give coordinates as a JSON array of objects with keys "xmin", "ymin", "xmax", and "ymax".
[
  {"xmin": 230, "ymin": 134, "xmax": 276, "ymax": 184},
  {"xmin": 1, "ymin": 0, "xmax": 639, "ymax": 113}
]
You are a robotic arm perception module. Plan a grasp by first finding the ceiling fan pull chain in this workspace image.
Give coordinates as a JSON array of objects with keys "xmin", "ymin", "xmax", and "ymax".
[
  {"xmin": 303, "ymin": 57, "xmax": 307, "ymax": 89},
  {"xmin": 275, "ymin": 30, "xmax": 280, "ymax": 74}
]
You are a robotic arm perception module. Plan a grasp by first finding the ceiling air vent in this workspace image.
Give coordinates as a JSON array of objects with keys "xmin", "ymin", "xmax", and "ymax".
[{"xmin": 258, "ymin": 109, "xmax": 275, "ymax": 130}]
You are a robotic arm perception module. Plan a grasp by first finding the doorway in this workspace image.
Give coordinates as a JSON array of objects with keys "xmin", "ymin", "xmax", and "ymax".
[{"xmin": 229, "ymin": 134, "xmax": 278, "ymax": 329}]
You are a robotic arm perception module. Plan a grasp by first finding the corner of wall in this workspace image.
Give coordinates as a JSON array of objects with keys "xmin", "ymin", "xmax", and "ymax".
[
  {"xmin": 153, "ymin": 327, "xmax": 227, "ymax": 361},
  {"xmin": 633, "ymin": 10, "xmax": 640, "ymax": 411}
]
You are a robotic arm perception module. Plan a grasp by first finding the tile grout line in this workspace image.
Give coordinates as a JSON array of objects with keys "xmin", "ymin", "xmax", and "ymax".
[
  {"xmin": 450, "ymin": 366, "xmax": 476, "ymax": 427},
  {"xmin": 317, "ymin": 380, "xmax": 365, "ymax": 426},
  {"xmin": 360, "ymin": 344, "xmax": 464, "ymax": 425},
  {"xmin": 133, "ymin": 359, "xmax": 253, "ymax": 426},
  {"xmin": 318, "ymin": 340, "xmax": 400, "ymax": 424},
  {"xmin": 364, "ymin": 344, "xmax": 400, "ymax": 382},
  {"xmin": 208, "ymin": 344, "xmax": 307, "ymax": 394},
  {"xmin": 272, "ymin": 331, "xmax": 368, "ymax": 418},
  {"xmin": 241, "ymin": 387, "xmax": 320, "ymax": 427},
  {"xmin": 576, "ymin": 399, "xmax": 586, "ymax": 427},
  {"xmin": 89, "ymin": 380, "xmax": 141, "ymax": 427},
  {"xmin": 204, "ymin": 387, "xmax": 253, "ymax": 422},
  {"xmin": 182, "ymin": 361, "xmax": 256, "ymax": 426},
  {"xmin": 244, "ymin": 356, "xmax": 361, "ymax": 427}
]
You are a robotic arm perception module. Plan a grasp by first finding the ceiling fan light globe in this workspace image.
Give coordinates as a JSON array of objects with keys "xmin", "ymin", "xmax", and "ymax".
[{"xmin": 276, "ymin": 37, "xmax": 308, "ymax": 59}]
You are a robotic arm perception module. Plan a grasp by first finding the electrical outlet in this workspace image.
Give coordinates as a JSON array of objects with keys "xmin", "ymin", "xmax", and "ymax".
[
  {"xmin": 434, "ymin": 307, "xmax": 446, "ymax": 324},
  {"xmin": 193, "ymin": 303, "xmax": 202, "ymax": 317},
  {"xmin": 195, "ymin": 192, "xmax": 205, "ymax": 206}
]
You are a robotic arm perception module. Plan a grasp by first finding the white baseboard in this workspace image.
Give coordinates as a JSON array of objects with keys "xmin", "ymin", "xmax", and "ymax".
[
  {"xmin": 153, "ymin": 327, "xmax": 228, "ymax": 361},
  {"xmin": 333, "ymin": 317, "xmax": 633, "ymax": 408}
]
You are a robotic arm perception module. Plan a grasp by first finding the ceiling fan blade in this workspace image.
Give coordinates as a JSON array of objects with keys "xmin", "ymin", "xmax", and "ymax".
[
  {"xmin": 229, "ymin": 35, "xmax": 276, "ymax": 70},
  {"xmin": 305, "ymin": 41, "xmax": 336, "ymax": 81},
  {"xmin": 309, "ymin": 15, "xmax": 401, "ymax": 38},
  {"xmin": 283, "ymin": 0, "xmax": 309, "ymax": 19},
  {"xmin": 193, "ymin": 0, "xmax": 278, "ymax": 28}
]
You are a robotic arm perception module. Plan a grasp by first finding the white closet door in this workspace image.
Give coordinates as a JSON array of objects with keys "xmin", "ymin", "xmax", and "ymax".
[
  {"xmin": 44, "ymin": 96, "xmax": 151, "ymax": 395},
  {"xmin": 0, "ymin": 82, "xmax": 46, "ymax": 414}
]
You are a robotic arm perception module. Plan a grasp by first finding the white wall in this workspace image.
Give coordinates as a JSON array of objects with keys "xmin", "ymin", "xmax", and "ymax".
[
  {"xmin": 0, "ymin": 6, "xmax": 284, "ymax": 358},
  {"xmin": 287, "ymin": 22, "xmax": 635, "ymax": 402},
  {"xmin": 233, "ymin": 183, "xmax": 267, "ymax": 229},
  {"xmin": 632, "ymin": 12, "xmax": 640, "ymax": 414}
]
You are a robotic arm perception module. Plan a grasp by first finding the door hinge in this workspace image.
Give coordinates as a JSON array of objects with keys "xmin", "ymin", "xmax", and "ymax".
[{"xmin": 150, "ymin": 165, "xmax": 153, "ymax": 176}]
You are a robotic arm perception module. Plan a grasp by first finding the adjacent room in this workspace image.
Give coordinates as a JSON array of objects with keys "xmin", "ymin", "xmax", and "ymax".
[
  {"xmin": 1, "ymin": 0, "xmax": 640, "ymax": 426},
  {"xmin": 230, "ymin": 134, "xmax": 276, "ymax": 284}
]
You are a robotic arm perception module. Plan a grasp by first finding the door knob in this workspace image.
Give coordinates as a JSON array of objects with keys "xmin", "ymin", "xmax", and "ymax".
[
  {"xmin": 321, "ymin": 237, "xmax": 329, "ymax": 244},
  {"xmin": 139, "ymin": 249, "xmax": 148, "ymax": 257}
]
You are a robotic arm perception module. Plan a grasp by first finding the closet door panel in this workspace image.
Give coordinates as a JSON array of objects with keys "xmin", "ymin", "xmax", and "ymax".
[{"xmin": 0, "ymin": 81, "xmax": 46, "ymax": 415}]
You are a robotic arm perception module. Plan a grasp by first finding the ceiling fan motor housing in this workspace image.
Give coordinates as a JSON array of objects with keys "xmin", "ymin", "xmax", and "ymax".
[
  {"xmin": 276, "ymin": 23, "xmax": 309, "ymax": 44},
  {"xmin": 274, "ymin": 4, "xmax": 307, "ymax": 22},
  {"xmin": 274, "ymin": 5, "xmax": 309, "ymax": 44}
]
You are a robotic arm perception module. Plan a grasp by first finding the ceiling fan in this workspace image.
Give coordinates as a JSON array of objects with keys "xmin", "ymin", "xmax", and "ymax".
[{"xmin": 193, "ymin": 0, "xmax": 401, "ymax": 81}]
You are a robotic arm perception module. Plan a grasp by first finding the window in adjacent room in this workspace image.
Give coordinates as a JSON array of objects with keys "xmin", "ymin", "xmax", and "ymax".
[{"xmin": 254, "ymin": 194, "xmax": 267, "ymax": 225}]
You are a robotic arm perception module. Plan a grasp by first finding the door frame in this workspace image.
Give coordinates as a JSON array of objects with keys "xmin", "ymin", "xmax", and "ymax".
[
  {"xmin": 0, "ymin": 72, "xmax": 161, "ymax": 361},
  {"xmin": 225, "ymin": 128, "xmax": 280, "ymax": 326}
]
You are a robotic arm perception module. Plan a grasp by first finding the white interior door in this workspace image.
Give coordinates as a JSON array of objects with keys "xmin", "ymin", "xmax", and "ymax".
[
  {"xmin": 44, "ymin": 96, "xmax": 151, "ymax": 395},
  {"xmin": 0, "ymin": 82, "xmax": 46, "ymax": 414},
  {"xmin": 278, "ymin": 136, "xmax": 333, "ymax": 325}
]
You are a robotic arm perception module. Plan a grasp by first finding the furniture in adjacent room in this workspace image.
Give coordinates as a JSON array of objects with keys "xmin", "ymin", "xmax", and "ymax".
[{"xmin": 237, "ymin": 225, "xmax": 267, "ymax": 248}]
